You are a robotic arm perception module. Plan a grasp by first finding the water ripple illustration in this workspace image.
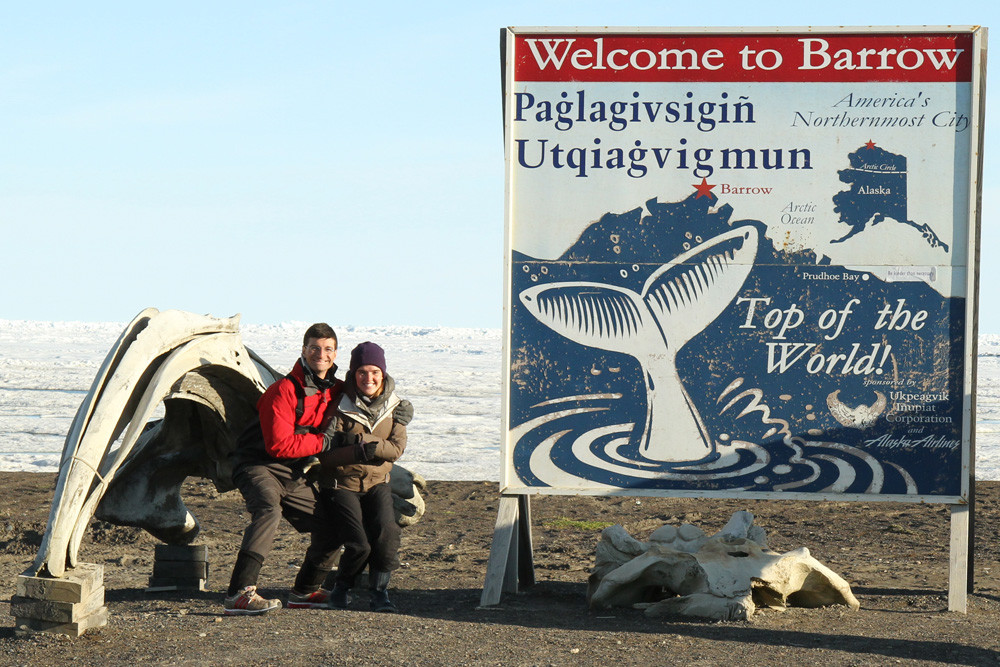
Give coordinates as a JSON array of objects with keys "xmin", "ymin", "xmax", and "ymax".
[{"xmin": 512, "ymin": 394, "xmax": 918, "ymax": 495}]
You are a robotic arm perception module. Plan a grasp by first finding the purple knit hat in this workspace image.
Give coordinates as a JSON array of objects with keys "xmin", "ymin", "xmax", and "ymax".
[{"xmin": 349, "ymin": 341, "xmax": 386, "ymax": 374}]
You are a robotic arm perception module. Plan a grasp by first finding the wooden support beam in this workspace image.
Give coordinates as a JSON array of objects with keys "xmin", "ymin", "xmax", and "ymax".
[
  {"xmin": 503, "ymin": 507, "xmax": 519, "ymax": 594},
  {"xmin": 517, "ymin": 494, "xmax": 535, "ymax": 587},
  {"xmin": 479, "ymin": 495, "xmax": 535, "ymax": 607},
  {"xmin": 948, "ymin": 503, "xmax": 970, "ymax": 613}
]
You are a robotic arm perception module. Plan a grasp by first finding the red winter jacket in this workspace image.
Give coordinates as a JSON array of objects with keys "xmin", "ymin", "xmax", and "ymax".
[{"xmin": 258, "ymin": 359, "xmax": 342, "ymax": 460}]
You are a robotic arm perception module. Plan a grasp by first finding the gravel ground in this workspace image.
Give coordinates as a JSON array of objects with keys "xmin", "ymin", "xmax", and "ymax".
[{"xmin": 2, "ymin": 473, "xmax": 1000, "ymax": 666}]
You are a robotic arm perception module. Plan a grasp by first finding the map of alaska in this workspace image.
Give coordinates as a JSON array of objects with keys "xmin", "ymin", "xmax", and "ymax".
[{"xmin": 831, "ymin": 142, "xmax": 949, "ymax": 252}]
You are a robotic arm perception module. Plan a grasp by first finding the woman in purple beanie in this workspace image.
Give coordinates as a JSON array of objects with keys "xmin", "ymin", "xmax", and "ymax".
[{"xmin": 316, "ymin": 341, "xmax": 413, "ymax": 612}]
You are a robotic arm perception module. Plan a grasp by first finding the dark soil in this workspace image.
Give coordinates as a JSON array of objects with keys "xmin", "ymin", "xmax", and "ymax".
[{"xmin": 2, "ymin": 472, "xmax": 1000, "ymax": 665}]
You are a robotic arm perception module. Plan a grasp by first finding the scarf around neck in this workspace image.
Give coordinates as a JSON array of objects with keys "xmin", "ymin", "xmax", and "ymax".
[{"xmin": 299, "ymin": 356, "xmax": 338, "ymax": 392}]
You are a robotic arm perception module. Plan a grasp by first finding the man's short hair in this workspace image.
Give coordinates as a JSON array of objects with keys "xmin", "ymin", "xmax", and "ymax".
[{"xmin": 303, "ymin": 323, "xmax": 338, "ymax": 348}]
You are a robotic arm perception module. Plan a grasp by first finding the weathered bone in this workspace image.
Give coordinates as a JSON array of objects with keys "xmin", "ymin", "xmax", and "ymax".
[
  {"xmin": 388, "ymin": 465, "xmax": 427, "ymax": 527},
  {"xmin": 37, "ymin": 310, "xmax": 242, "ymax": 576},
  {"xmin": 33, "ymin": 309, "xmax": 426, "ymax": 579},
  {"xmin": 588, "ymin": 511, "xmax": 859, "ymax": 621},
  {"xmin": 73, "ymin": 333, "xmax": 271, "ymax": 550}
]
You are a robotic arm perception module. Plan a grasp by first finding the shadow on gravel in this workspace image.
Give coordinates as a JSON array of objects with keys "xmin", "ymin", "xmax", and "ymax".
[
  {"xmin": 397, "ymin": 582, "xmax": 999, "ymax": 666},
  {"xmin": 972, "ymin": 591, "xmax": 1000, "ymax": 604},
  {"xmin": 105, "ymin": 588, "xmax": 218, "ymax": 605},
  {"xmin": 853, "ymin": 586, "xmax": 944, "ymax": 596},
  {"xmin": 653, "ymin": 623, "xmax": 1000, "ymax": 666}
]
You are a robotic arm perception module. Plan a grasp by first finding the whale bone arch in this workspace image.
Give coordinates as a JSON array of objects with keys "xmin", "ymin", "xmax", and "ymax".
[{"xmin": 33, "ymin": 309, "xmax": 426, "ymax": 578}]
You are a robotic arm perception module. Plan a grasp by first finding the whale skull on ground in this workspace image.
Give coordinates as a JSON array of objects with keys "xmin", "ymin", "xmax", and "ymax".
[
  {"xmin": 32, "ymin": 308, "xmax": 426, "ymax": 578},
  {"xmin": 587, "ymin": 511, "xmax": 859, "ymax": 621}
]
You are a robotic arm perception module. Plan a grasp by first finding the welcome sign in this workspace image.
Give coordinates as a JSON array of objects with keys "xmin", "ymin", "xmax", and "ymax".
[{"xmin": 501, "ymin": 27, "xmax": 985, "ymax": 501}]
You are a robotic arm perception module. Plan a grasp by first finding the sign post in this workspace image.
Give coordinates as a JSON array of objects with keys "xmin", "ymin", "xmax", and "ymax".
[{"xmin": 490, "ymin": 26, "xmax": 986, "ymax": 611}]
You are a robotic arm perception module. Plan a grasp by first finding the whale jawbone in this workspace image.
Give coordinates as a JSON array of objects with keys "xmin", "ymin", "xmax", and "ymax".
[{"xmin": 636, "ymin": 360, "xmax": 714, "ymax": 463}]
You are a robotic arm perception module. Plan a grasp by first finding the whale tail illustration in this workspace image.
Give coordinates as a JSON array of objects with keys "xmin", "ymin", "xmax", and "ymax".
[{"xmin": 519, "ymin": 226, "xmax": 758, "ymax": 463}]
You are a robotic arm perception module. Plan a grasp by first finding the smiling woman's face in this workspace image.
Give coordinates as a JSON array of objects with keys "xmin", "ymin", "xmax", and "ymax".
[{"xmin": 355, "ymin": 365, "xmax": 384, "ymax": 397}]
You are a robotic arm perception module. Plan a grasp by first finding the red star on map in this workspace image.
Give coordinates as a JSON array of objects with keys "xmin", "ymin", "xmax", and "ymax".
[
  {"xmin": 864, "ymin": 139, "xmax": 877, "ymax": 149},
  {"xmin": 692, "ymin": 178, "xmax": 716, "ymax": 199}
]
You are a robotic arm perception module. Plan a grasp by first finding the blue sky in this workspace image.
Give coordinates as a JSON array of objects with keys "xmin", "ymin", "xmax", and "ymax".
[{"xmin": 1, "ymin": 2, "xmax": 995, "ymax": 330}]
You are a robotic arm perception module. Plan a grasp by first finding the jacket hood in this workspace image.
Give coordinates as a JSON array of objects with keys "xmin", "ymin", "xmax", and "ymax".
[{"xmin": 340, "ymin": 373, "xmax": 399, "ymax": 432}]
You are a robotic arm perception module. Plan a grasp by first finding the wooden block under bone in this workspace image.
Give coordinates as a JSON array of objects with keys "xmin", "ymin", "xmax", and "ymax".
[
  {"xmin": 14, "ymin": 605, "xmax": 108, "ymax": 638},
  {"xmin": 148, "ymin": 543, "xmax": 209, "ymax": 591},
  {"xmin": 152, "ymin": 559, "xmax": 209, "ymax": 580},
  {"xmin": 10, "ymin": 585, "xmax": 105, "ymax": 624},
  {"xmin": 154, "ymin": 543, "xmax": 208, "ymax": 562},
  {"xmin": 146, "ymin": 577, "xmax": 207, "ymax": 592},
  {"xmin": 16, "ymin": 562, "xmax": 103, "ymax": 603}
]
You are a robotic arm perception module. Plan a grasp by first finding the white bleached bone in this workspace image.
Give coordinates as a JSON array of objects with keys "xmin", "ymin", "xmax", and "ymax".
[
  {"xmin": 62, "ymin": 333, "xmax": 271, "ymax": 562},
  {"xmin": 32, "ymin": 309, "xmax": 426, "ymax": 579},
  {"xmin": 37, "ymin": 310, "xmax": 241, "ymax": 576},
  {"xmin": 588, "ymin": 512, "xmax": 859, "ymax": 621},
  {"xmin": 389, "ymin": 466, "xmax": 427, "ymax": 527}
]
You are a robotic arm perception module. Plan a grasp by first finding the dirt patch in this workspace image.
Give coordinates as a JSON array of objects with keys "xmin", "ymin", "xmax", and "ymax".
[{"xmin": 2, "ymin": 473, "xmax": 1000, "ymax": 665}]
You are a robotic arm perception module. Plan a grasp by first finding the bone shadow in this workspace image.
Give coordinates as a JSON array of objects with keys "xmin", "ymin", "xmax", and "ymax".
[
  {"xmin": 853, "ymin": 586, "xmax": 944, "ymax": 596},
  {"xmin": 392, "ymin": 583, "xmax": 999, "ymax": 666}
]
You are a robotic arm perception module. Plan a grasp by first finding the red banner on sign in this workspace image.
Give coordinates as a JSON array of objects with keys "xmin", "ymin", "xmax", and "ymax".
[{"xmin": 514, "ymin": 33, "xmax": 974, "ymax": 83}]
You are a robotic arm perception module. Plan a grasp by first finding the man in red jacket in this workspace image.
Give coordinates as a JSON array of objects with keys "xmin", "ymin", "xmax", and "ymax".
[{"xmin": 224, "ymin": 323, "xmax": 344, "ymax": 615}]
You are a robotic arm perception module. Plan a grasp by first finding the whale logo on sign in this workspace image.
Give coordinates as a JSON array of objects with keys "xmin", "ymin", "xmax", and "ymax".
[{"xmin": 519, "ymin": 225, "xmax": 759, "ymax": 463}]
